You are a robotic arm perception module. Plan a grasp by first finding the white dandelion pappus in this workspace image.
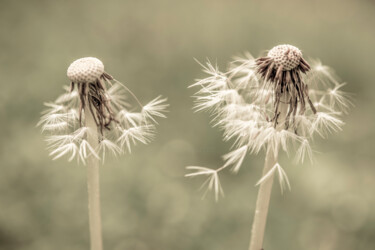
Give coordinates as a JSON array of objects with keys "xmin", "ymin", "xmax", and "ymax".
[
  {"xmin": 185, "ymin": 166, "xmax": 224, "ymax": 201},
  {"xmin": 255, "ymin": 162, "xmax": 291, "ymax": 194}
]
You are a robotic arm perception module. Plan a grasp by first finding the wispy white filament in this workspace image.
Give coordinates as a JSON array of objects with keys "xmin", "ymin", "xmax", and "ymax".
[{"xmin": 255, "ymin": 163, "xmax": 291, "ymax": 193}]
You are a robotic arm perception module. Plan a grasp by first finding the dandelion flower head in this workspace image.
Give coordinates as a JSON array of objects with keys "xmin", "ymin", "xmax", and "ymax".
[
  {"xmin": 187, "ymin": 44, "xmax": 351, "ymax": 199},
  {"xmin": 39, "ymin": 57, "xmax": 168, "ymax": 163}
]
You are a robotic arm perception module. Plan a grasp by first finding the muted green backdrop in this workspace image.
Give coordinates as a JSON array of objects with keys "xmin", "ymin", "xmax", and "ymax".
[{"xmin": 0, "ymin": 0, "xmax": 374, "ymax": 249}]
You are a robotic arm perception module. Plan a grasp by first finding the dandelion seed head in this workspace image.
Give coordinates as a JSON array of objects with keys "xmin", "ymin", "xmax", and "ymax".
[
  {"xmin": 267, "ymin": 44, "xmax": 302, "ymax": 71},
  {"xmin": 188, "ymin": 45, "xmax": 350, "ymax": 198},
  {"xmin": 67, "ymin": 57, "xmax": 104, "ymax": 83},
  {"xmin": 39, "ymin": 57, "xmax": 168, "ymax": 164}
]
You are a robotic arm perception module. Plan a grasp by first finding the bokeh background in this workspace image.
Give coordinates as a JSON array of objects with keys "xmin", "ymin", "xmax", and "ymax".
[{"xmin": 0, "ymin": 0, "xmax": 374, "ymax": 249}]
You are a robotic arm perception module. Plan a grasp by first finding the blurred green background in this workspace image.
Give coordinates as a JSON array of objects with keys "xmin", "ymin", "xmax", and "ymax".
[{"xmin": 0, "ymin": 0, "xmax": 374, "ymax": 249}]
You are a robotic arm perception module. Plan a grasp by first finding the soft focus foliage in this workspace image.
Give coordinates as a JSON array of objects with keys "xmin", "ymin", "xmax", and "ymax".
[{"xmin": 0, "ymin": 1, "xmax": 374, "ymax": 250}]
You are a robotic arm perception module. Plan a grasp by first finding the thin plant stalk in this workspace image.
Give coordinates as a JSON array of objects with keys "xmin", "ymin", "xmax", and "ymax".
[
  {"xmin": 85, "ymin": 100, "xmax": 103, "ymax": 250},
  {"xmin": 249, "ymin": 101, "xmax": 288, "ymax": 250}
]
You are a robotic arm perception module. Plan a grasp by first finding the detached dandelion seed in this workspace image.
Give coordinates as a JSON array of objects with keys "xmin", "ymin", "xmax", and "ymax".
[
  {"xmin": 186, "ymin": 45, "xmax": 350, "ymax": 250},
  {"xmin": 39, "ymin": 57, "xmax": 168, "ymax": 250}
]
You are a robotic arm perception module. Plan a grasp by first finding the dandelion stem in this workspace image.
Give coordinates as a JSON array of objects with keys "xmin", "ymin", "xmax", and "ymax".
[
  {"xmin": 249, "ymin": 100, "xmax": 289, "ymax": 250},
  {"xmin": 249, "ymin": 148, "xmax": 277, "ymax": 250},
  {"xmin": 85, "ymin": 98, "xmax": 103, "ymax": 250}
]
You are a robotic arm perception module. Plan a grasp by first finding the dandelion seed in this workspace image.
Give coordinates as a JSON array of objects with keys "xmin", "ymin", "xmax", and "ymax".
[
  {"xmin": 41, "ymin": 103, "xmax": 65, "ymax": 115},
  {"xmin": 117, "ymin": 125, "xmax": 155, "ymax": 152},
  {"xmin": 142, "ymin": 96, "xmax": 169, "ymax": 123},
  {"xmin": 99, "ymin": 139, "xmax": 122, "ymax": 163},
  {"xmin": 185, "ymin": 166, "xmax": 224, "ymax": 201},
  {"xmin": 327, "ymin": 83, "xmax": 353, "ymax": 112},
  {"xmin": 222, "ymin": 146, "xmax": 248, "ymax": 173},
  {"xmin": 295, "ymin": 139, "xmax": 313, "ymax": 164},
  {"xmin": 79, "ymin": 139, "xmax": 100, "ymax": 164},
  {"xmin": 106, "ymin": 83, "xmax": 130, "ymax": 110},
  {"xmin": 55, "ymin": 89, "xmax": 79, "ymax": 104},
  {"xmin": 185, "ymin": 166, "xmax": 216, "ymax": 178},
  {"xmin": 312, "ymin": 112, "xmax": 344, "ymax": 137},
  {"xmin": 255, "ymin": 163, "xmax": 291, "ymax": 193},
  {"xmin": 49, "ymin": 142, "xmax": 78, "ymax": 161},
  {"xmin": 117, "ymin": 110, "xmax": 144, "ymax": 127}
]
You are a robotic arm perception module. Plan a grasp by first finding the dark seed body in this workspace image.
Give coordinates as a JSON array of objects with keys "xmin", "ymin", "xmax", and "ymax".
[
  {"xmin": 72, "ymin": 73, "xmax": 119, "ymax": 135},
  {"xmin": 255, "ymin": 56, "xmax": 317, "ymax": 130}
]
